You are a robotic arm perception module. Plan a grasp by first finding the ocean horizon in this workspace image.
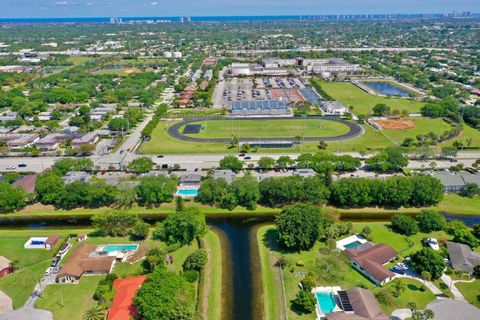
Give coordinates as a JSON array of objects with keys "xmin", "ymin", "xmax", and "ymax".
[{"xmin": 0, "ymin": 13, "xmax": 478, "ymax": 24}]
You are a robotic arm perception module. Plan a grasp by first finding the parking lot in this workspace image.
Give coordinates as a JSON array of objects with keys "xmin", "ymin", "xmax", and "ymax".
[{"xmin": 212, "ymin": 77, "xmax": 309, "ymax": 109}]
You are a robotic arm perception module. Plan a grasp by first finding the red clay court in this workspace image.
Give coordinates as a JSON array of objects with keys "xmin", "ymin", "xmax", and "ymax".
[
  {"xmin": 108, "ymin": 275, "xmax": 147, "ymax": 320},
  {"xmin": 271, "ymin": 88, "xmax": 304, "ymax": 103}
]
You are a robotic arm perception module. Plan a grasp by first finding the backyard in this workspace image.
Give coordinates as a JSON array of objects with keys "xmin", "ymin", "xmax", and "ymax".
[{"xmin": 257, "ymin": 222, "xmax": 451, "ymax": 319}]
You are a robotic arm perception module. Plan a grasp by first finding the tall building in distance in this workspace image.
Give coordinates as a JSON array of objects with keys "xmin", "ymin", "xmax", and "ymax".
[
  {"xmin": 110, "ymin": 17, "xmax": 123, "ymax": 24},
  {"xmin": 186, "ymin": 16, "xmax": 191, "ymax": 23},
  {"xmin": 179, "ymin": 17, "xmax": 184, "ymax": 23}
]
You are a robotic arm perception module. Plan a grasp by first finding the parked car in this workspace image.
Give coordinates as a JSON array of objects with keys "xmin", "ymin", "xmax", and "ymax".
[
  {"xmin": 426, "ymin": 238, "xmax": 440, "ymax": 251},
  {"xmin": 244, "ymin": 156, "xmax": 252, "ymax": 160},
  {"xmin": 157, "ymin": 155, "xmax": 164, "ymax": 158},
  {"xmin": 6, "ymin": 166, "xmax": 16, "ymax": 170},
  {"xmin": 238, "ymin": 153, "xmax": 245, "ymax": 157},
  {"xmin": 45, "ymin": 267, "xmax": 53, "ymax": 276},
  {"xmin": 18, "ymin": 164, "xmax": 27, "ymax": 168}
]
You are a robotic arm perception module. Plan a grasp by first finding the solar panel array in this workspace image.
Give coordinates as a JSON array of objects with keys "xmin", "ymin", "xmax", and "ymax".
[
  {"xmin": 231, "ymin": 100, "xmax": 288, "ymax": 111},
  {"xmin": 337, "ymin": 291, "xmax": 354, "ymax": 312}
]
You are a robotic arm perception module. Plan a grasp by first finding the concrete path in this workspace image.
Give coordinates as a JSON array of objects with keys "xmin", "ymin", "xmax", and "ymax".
[
  {"xmin": 396, "ymin": 273, "xmax": 443, "ymax": 296},
  {"xmin": 391, "ymin": 308, "xmax": 412, "ymax": 320},
  {"xmin": 441, "ymin": 274, "xmax": 468, "ymax": 301},
  {"xmin": 0, "ymin": 290, "xmax": 12, "ymax": 317}
]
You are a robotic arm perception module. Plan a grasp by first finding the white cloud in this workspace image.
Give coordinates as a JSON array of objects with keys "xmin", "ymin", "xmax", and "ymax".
[
  {"xmin": 54, "ymin": 1, "xmax": 69, "ymax": 5},
  {"xmin": 152, "ymin": 1, "xmax": 158, "ymax": 5}
]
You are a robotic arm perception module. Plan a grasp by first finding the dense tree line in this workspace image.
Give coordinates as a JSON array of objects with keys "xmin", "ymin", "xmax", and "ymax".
[
  {"xmin": 34, "ymin": 158, "xmax": 178, "ymax": 210},
  {"xmin": 330, "ymin": 175, "xmax": 443, "ymax": 208},
  {"xmin": 259, "ymin": 175, "xmax": 330, "ymax": 207},
  {"xmin": 296, "ymin": 152, "xmax": 361, "ymax": 173},
  {"xmin": 141, "ymin": 104, "xmax": 168, "ymax": 139},
  {"xmin": 196, "ymin": 174, "xmax": 260, "ymax": 210}
]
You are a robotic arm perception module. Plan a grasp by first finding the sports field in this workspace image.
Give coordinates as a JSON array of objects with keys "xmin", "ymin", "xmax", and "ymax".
[
  {"xmin": 181, "ymin": 119, "xmax": 351, "ymax": 139},
  {"xmin": 377, "ymin": 118, "xmax": 453, "ymax": 144},
  {"xmin": 320, "ymin": 81, "xmax": 425, "ymax": 115}
]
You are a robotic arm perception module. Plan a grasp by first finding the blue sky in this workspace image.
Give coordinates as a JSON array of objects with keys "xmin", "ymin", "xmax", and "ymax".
[{"xmin": 0, "ymin": 0, "xmax": 479, "ymax": 18}]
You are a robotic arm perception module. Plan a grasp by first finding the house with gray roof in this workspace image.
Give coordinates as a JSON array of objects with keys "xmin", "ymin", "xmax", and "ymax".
[
  {"xmin": 446, "ymin": 241, "xmax": 480, "ymax": 275},
  {"xmin": 212, "ymin": 170, "xmax": 235, "ymax": 184},
  {"xmin": 432, "ymin": 171, "xmax": 480, "ymax": 193},
  {"xmin": 63, "ymin": 172, "xmax": 92, "ymax": 184}
]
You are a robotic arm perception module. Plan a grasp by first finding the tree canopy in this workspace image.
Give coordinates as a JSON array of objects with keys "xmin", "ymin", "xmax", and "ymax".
[{"xmin": 275, "ymin": 204, "xmax": 331, "ymax": 250}]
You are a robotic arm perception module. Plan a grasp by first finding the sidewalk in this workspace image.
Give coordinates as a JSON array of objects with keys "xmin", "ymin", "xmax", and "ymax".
[{"xmin": 440, "ymin": 274, "xmax": 468, "ymax": 302}]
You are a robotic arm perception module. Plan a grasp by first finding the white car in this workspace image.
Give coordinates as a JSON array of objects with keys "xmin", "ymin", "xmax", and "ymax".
[
  {"xmin": 426, "ymin": 238, "xmax": 440, "ymax": 251},
  {"xmin": 45, "ymin": 267, "xmax": 53, "ymax": 276},
  {"xmin": 6, "ymin": 165, "xmax": 16, "ymax": 170}
]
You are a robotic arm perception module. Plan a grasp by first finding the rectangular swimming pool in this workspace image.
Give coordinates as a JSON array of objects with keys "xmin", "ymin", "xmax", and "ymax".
[
  {"xmin": 364, "ymin": 81, "xmax": 411, "ymax": 97},
  {"xmin": 316, "ymin": 292, "xmax": 336, "ymax": 313},
  {"xmin": 344, "ymin": 241, "xmax": 362, "ymax": 249},
  {"xmin": 177, "ymin": 189, "xmax": 199, "ymax": 197},
  {"xmin": 102, "ymin": 244, "xmax": 138, "ymax": 252}
]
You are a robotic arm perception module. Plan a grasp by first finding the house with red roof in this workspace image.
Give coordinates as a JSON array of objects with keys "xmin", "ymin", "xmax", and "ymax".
[
  {"xmin": 108, "ymin": 275, "xmax": 147, "ymax": 320},
  {"xmin": 344, "ymin": 243, "xmax": 397, "ymax": 286}
]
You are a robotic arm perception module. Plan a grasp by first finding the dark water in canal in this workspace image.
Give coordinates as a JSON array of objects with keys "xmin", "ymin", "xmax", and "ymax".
[{"xmin": 2, "ymin": 213, "xmax": 479, "ymax": 320}]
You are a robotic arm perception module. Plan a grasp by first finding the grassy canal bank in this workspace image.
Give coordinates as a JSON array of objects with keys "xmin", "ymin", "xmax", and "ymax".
[{"xmin": 1, "ymin": 195, "xmax": 478, "ymax": 227}]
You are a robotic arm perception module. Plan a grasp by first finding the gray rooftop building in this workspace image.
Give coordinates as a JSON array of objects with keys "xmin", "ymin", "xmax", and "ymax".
[
  {"xmin": 432, "ymin": 171, "xmax": 480, "ymax": 193},
  {"xmin": 63, "ymin": 171, "xmax": 92, "ymax": 184},
  {"xmin": 230, "ymin": 100, "xmax": 291, "ymax": 117},
  {"xmin": 446, "ymin": 241, "xmax": 480, "ymax": 275},
  {"xmin": 212, "ymin": 170, "xmax": 235, "ymax": 184}
]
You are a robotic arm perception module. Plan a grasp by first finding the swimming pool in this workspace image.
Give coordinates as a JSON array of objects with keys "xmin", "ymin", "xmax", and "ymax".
[
  {"xmin": 316, "ymin": 292, "xmax": 337, "ymax": 313},
  {"xmin": 364, "ymin": 81, "xmax": 411, "ymax": 97},
  {"xmin": 344, "ymin": 241, "xmax": 362, "ymax": 249},
  {"xmin": 102, "ymin": 244, "xmax": 138, "ymax": 252},
  {"xmin": 177, "ymin": 189, "xmax": 199, "ymax": 197}
]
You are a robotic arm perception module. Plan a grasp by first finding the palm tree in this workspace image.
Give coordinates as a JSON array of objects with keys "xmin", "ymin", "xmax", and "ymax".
[{"xmin": 83, "ymin": 305, "xmax": 105, "ymax": 320}]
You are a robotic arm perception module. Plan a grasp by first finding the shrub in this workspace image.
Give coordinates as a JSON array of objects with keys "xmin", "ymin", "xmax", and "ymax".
[{"xmin": 391, "ymin": 214, "xmax": 419, "ymax": 236}]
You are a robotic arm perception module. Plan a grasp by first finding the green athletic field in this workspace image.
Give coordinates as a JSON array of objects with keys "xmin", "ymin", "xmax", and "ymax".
[
  {"xmin": 181, "ymin": 119, "xmax": 350, "ymax": 139},
  {"xmin": 320, "ymin": 81, "xmax": 426, "ymax": 115},
  {"xmin": 380, "ymin": 118, "xmax": 453, "ymax": 144}
]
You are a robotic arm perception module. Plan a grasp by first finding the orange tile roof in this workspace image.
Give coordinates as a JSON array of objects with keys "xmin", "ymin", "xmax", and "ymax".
[{"xmin": 108, "ymin": 275, "xmax": 147, "ymax": 320}]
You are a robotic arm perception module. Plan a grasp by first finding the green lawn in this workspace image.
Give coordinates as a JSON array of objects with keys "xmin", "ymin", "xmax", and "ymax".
[
  {"xmin": 258, "ymin": 226, "xmax": 282, "ymax": 320},
  {"xmin": 36, "ymin": 276, "xmax": 102, "ymax": 320},
  {"xmin": 182, "ymin": 119, "xmax": 351, "ymax": 139},
  {"xmin": 69, "ymin": 56, "xmax": 96, "ymax": 65},
  {"xmin": 441, "ymin": 124, "xmax": 480, "ymax": 149},
  {"xmin": 437, "ymin": 194, "xmax": 480, "ymax": 215},
  {"xmin": 456, "ymin": 280, "xmax": 480, "ymax": 308},
  {"xmin": 327, "ymin": 124, "xmax": 392, "ymax": 152},
  {"xmin": 320, "ymin": 81, "xmax": 425, "ymax": 115},
  {"xmin": 205, "ymin": 230, "xmax": 222, "ymax": 320},
  {"xmin": 0, "ymin": 260, "xmax": 51, "ymax": 309},
  {"xmin": 378, "ymin": 278, "xmax": 436, "ymax": 314},
  {"xmin": 257, "ymin": 223, "xmax": 445, "ymax": 319},
  {"xmin": 140, "ymin": 120, "xmax": 354, "ymax": 155},
  {"xmin": 380, "ymin": 118, "xmax": 452, "ymax": 145},
  {"xmin": 0, "ymin": 230, "xmax": 69, "ymax": 308}
]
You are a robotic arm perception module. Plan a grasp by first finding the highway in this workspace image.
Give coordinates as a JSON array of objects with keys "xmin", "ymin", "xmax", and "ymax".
[{"xmin": 1, "ymin": 151, "xmax": 478, "ymax": 173}]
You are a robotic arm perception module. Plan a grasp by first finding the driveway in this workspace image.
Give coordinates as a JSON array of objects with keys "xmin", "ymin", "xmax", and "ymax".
[
  {"xmin": 0, "ymin": 290, "xmax": 12, "ymax": 317},
  {"xmin": 0, "ymin": 306, "xmax": 52, "ymax": 320},
  {"xmin": 440, "ymin": 274, "xmax": 467, "ymax": 301},
  {"xmin": 426, "ymin": 299, "xmax": 480, "ymax": 320}
]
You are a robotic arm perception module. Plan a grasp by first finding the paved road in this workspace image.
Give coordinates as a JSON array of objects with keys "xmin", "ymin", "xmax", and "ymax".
[{"xmin": 167, "ymin": 116, "xmax": 364, "ymax": 143}]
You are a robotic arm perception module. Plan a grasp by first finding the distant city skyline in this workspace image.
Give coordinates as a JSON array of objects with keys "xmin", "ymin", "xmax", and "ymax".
[{"xmin": 0, "ymin": 0, "xmax": 479, "ymax": 19}]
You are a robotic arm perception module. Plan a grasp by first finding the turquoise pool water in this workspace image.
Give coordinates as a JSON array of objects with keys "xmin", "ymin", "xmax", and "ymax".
[
  {"xmin": 102, "ymin": 244, "xmax": 138, "ymax": 252},
  {"xmin": 344, "ymin": 241, "xmax": 362, "ymax": 249},
  {"xmin": 316, "ymin": 292, "xmax": 336, "ymax": 313},
  {"xmin": 177, "ymin": 189, "xmax": 199, "ymax": 196}
]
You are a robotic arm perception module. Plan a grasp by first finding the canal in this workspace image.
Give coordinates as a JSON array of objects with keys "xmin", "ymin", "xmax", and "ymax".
[{"xmin": 1, "ymin": 212, "xmax": 479, "ymax": 320}]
